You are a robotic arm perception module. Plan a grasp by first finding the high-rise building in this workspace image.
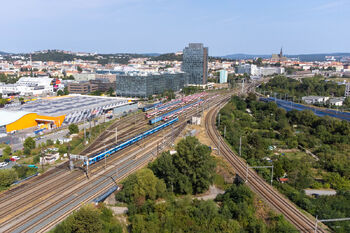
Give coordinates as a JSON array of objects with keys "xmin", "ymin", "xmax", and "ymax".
[
  {"xmin": 219, "ymin": 70, "xmax": 228, "ymax": 83},
  {"xmin": 182, "ymin": 43, "xmax": 208, "ymax": 85}
]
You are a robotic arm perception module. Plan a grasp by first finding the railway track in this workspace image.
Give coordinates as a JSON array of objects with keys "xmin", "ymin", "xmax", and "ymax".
[
  {"xmin": 0, "ymin": 122, "xmax": 186, "ymax": 232},
  {"xmin": 205, "ymin": 96, "xmax": 329, "ymax": 233},
  {"xmin": 0, "ymin": 93, "xmax": 222, "ymax": 232}
]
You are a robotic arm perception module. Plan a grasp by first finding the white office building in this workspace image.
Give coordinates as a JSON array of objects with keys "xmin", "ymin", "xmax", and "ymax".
[
  {"xmin": 0, "ymin": 76, "xmax": 53, "ymax": 96},
  {"xmin": 219, "ymin": 70, "xmax": 228, "ymax": 83}
]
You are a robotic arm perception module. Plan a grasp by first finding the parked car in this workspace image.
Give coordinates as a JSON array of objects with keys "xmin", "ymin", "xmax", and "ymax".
[
  {"xmin": 11, "ymin": 156, "xmax": 20, "ymax": 161},
  {"xmin": 0, "ymin": 162, "xmax": 8, "ymax": 168}
]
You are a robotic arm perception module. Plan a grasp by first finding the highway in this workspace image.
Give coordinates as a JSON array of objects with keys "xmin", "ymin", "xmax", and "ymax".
[
  {"xmin": 204, "ymin": 92, "xmax": 329, "ymax": 232},
  {"xmin": 0, "ymin": 92, "xmax": 226, "ymax": 232}
]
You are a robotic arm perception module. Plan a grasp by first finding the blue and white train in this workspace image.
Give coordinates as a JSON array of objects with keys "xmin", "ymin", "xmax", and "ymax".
[
  {"xmin": 86, "ymin": 117, "xmax": 179, "ymax": 165},
  {"xmin": 149, "ymin": 99, "xmax": 203, "ymax": 125}
]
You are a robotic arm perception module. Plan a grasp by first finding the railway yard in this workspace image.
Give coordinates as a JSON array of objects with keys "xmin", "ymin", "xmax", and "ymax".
[
  {"xmin": 0, "ymin": 86, "xmax": 331, "ymax": 232},
  {"xmin": 0, "ymin": 92, "xmax": 228, "ymax": 233}
]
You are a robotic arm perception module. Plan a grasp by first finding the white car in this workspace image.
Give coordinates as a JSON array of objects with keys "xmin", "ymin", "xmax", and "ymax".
[
  {"xmin": 0, "ymin": 162, "xmax": 8, "ymax": 168},
  {"xmin": 11, "ymin": 156, "xmax": 20, "ymax": 161}
]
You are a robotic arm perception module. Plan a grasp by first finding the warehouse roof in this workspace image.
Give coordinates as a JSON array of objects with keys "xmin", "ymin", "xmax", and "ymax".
[{"xmin": 0, "ymin": 110, "xmax": 32, "ymax": 127}]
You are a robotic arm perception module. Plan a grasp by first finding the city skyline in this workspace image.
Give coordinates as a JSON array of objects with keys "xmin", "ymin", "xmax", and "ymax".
[{"xmin": 1, "ymin": 0, "xmax": 349, "ymax": 55}]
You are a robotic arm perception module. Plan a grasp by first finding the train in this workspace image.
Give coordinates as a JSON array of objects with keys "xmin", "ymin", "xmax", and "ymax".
[
  {"xmin": 86, "ymin": 117, "xmax": 179, "ymax": 165},
  {"xmin": 92, "ymin": 185, "xmax": 120, "ymax": 204},
  {"xmin": 142, "ymin": 102, "xmax": 163, "ymax": 112},
  {"xmin": 148, "ymin": 99, "xmax": 203, "ymax": 125},
  {"xmin": 260, "ymin": 97, "xmax": 350, "ymax": 121}
]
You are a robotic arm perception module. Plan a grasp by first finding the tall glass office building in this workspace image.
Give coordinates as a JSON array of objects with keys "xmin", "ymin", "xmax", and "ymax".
[
  {"xmin": 116, "ymin": 72, "xmax": 189, "ymax": 98},
  {"xmin": 182, "ymin": 43, "xmax": 208, "ymax": 85}
]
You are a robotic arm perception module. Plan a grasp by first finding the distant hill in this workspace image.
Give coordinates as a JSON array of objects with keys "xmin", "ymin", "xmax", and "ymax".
[
  {"xmin": 223, "ymin": 53, "xmax": 350, "ymax": 62},
  {"xmin": 141, "ymin": 53, "xmax": 161, "ymax": 57},
  {"xmin": 151, "ymin": 53, "xmax": 182, "ymax": 61},
  {"xmin": 0, "ymin": 51, "xmax": 8, "ymax": 55}
]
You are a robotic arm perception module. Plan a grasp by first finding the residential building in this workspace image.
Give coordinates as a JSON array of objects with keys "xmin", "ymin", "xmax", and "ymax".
[
  {"xmin": 116, "ymin": 71, "xmax": 189, "ymax": 97},
  {"xmin": 67, "ymin": 82, "xmax": 98, "ymax": 94},
  {"xmin": 182, "ymin": 43, "xmax": 208, "ymax": 85},
  {"xmin": 329, "ymin": 98, "xmax": 344, "ymax": 106},
  {"xmin": 72, "ymin": 73, "xmax": 96, "ymax": 82},
  {"xmin": 219, "ymin": 70, "xmax": 228, "ymax": 83},
  {"xmin": 302, "ymin": 96, "xmax": 329, "ymax": 104}
]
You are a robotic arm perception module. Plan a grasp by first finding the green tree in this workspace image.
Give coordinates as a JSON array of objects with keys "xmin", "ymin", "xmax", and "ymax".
[
  {"xmin": 77, "ymin": 65, "xmax": 83, "ymax": 73},
  {"xmin": 46, "ymin": 139, "xmax": 54, "ymax": 146},
  {"xmin": 57, "ymin": 90, "xmax": 64, "ymax": 96},
  {"xmin": 116, "ymin": 168, "xmax": 166, "ymax": 206},
  {"xmin": 54, "ymin": 205, "xmax": 103, "ymax": 233},
  {"xmin": 23, "ymin": 137, "xmax": 35, "ymax": 155},
  {"xmin": 0, "ymin": 169, "xmax": 17, "ymax": 188},
  {"xmin": 174, "ymin": 137, "xmax": 216, "ymax": 194},
  {"xmin": 64, "ymin": 86, "xmax": 69, "ymax": 95},
  {"xmin": 3, "ymin": 145, "xmax": 12, "ymax": 157},
  {"xmin": 68, "ymin": 124, "xmax": 79, "ymax": 134}
]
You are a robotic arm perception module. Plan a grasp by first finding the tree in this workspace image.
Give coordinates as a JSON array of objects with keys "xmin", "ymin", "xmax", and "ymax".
[
  {"xmin": 107, "ymin": 87, "xmax": 114, "ymax": 96},
  {"xmin": 54, "ymin": 205, "xmax": 103, "ymax": 233},
  {"xmin": 0, "ymin": 169, "xmax": 17, "ymax": 188},
  {"xmin": 173, "ymin": 137, "xmax": 216, "ymax": 194},
  {"xmin": 57, "ymin": 90, "xmax": 64, "ymax": 96},
  {"xmin": 23, "ymin": 137, "xmax": 36, "ymax": 155},
  {"xmin": 3, "ymin": 145, "xmax": 12, "ymax": 157},
  {"xmin": 77, "ymin": 65, "xmax": 83, "ymax": 73},
  {"xmin": 46, "ymin": 139, "xmax": 54, "ymax": 146},
  {"xmin": 64, "ymin": 86, "xmax": 69, "ymax": 95},
  {"xmin": 68, "ymin": 124, "xmax": 79, "ymax": 134},
  {"xmin": 116, "ymin": 168, "xmax": 166, "ymax": 206}
]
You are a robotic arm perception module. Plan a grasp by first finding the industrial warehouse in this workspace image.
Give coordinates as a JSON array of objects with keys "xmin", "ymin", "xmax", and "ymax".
[{"xmin": 0, "ymin": 95, "xmax": 136, "ymax": 134}]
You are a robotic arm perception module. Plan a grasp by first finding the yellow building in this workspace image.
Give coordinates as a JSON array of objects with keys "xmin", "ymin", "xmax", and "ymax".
[{"xmin": 0, "ymin": 110, "xmax": 65, "ymax": 133}]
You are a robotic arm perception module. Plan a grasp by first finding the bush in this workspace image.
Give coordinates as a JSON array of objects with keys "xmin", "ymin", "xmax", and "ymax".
[
  {"xmin": 69, "ymin": 124, "xmax": 79, "ymax": 134},
  {"xmin": 0, "ymin": 169, "xmax": 17, "ymax": 188}
]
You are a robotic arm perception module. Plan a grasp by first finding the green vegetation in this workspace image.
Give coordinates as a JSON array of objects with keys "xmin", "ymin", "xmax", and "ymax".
[
  {"xmin": 218, "ymin": 94, "xmax": 350, "ymax": 232},
  {"xmin": 149, "ymin": 136, "xmax": 216, "ymax": 194},
  {"xmin": 52, "ymin": 204, "xmax": 123, "ymax": 233},
  {"xmin": 3, "ymin": 145, "xmax": 12, "ymax": 157},
  {"xmin": 116, "ymin": 168, "xmax": 166, "ymax": 205},
  {"xmin": 68, "ymin": 124, "xmax": 79, "ymax": 134},
  {"xmin": 182, "ymin": 86, "xmax": 204, "ymax": 95},
  {"xmin": 0, "ymin": 73, "xmax": 19, "ymax": 84},
  {"xmin": 13, "ymin": 165, "xmax": 37, "ymax": 179},
  {"xmin": 258, "ymin": 75, "xmax": 345, "ymax": 99},
  {"xmin": 150, "ymin": 53, "xmax": 182, "ymax": 61},
  {"xmin": 0, "ymin": 169, "xmax": 17, "ymax": 190},
  {"xmin": 113, "ymin": 136, "xmax": 295, "ymax": 232},
  {"xmin": 23, "ymin": 137, "xmax": 36, "ymax": 155}
]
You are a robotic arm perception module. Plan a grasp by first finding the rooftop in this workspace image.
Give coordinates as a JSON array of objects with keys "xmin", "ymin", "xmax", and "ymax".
[{"xmin": 10, "ymin": 95, "xmax": 130, "ymax": 117}]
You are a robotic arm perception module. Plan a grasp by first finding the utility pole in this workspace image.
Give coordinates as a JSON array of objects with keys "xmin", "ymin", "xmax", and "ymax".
[
  {"xmin": 224, "ymin": 125, "xmax": 226, "ymax": 139},
  {"xmin": 218, "ymin": 113, "xmax": 221, "ymax": 127},
  {"xmin": 239, "ymin": 136, "xmax": 242, "ymax": 157},
  {"xmin": 83, "ymin": 118, "xmax": 86, "ymax": 145},
  {"xmin": 104, "ymin": 143, "xmax": 107, "ymax": 169}
]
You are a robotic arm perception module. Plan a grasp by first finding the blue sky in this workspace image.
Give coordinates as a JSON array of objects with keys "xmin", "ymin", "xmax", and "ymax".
[{"xmin": 1, "ymin": 0, "xmax": 349, "ymax": 55}]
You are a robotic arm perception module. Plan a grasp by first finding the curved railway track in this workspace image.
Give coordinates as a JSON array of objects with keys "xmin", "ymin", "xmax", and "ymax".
[
  {"xmin": 205, "ymin": 96, "xmax": 329, "ymax": 233},
  {"xmin": 0, "ymin": 93, "xmax": 223, "ymax": 232}
]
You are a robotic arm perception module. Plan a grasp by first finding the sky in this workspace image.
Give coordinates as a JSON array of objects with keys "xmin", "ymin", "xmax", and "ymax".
[{"xmin": 1, "ymin": 0, "xmax": 349, "ymax": 56}]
